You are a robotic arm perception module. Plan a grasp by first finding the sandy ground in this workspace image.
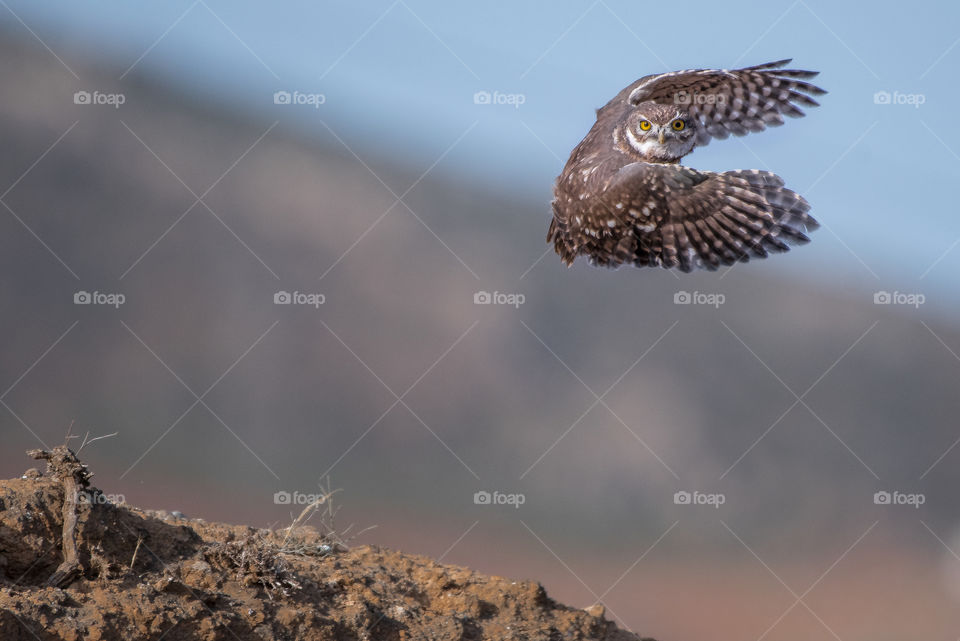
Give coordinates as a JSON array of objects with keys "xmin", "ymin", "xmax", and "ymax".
[{"xmin": 0, "ymin": 446, "xmax": 650, "ymax": 640}]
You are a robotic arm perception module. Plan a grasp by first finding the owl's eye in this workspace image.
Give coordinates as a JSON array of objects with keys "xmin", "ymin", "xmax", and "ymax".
[
  {"xmin": 672, "ymin": 119, "xmax": 685, "ymax": 131},
  {"xmin": 638, "ymin": 120, "xmax": 652, "ymax": 131}
]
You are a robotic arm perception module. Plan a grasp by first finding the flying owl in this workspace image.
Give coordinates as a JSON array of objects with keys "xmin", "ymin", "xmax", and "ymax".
[{"xmin": 548, "ymin": 59, "xmax": 825, "ymax": 272}]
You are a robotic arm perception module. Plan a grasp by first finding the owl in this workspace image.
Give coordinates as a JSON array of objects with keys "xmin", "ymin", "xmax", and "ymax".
[{"xmin": 548, "ymin": 59, "xmax": 825, "ymax": 272}]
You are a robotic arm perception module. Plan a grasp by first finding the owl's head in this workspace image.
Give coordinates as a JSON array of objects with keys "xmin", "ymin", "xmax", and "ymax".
[{"xmin": 621, "ymin": 103, "xmax": 697, "ymax": 163}]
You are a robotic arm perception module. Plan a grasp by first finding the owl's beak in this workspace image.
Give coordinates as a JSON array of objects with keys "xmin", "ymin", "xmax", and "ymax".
[{"xmin": 658, "ymin": 130, "xmax": 666, "ymax": 144}]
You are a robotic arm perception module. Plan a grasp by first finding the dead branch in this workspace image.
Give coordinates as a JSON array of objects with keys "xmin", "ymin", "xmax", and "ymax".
[{"xmin": 27, "ymin": 446, "xmax": 93, "ymax": 588}]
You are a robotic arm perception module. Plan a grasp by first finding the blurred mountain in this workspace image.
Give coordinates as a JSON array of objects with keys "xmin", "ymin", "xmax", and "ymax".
[{"xmin": 0, "ymin": 31, "xmax": 957, "ymax": 565}]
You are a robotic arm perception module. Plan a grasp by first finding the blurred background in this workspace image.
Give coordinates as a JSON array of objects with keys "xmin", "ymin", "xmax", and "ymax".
[{"xmin": 1, "ymin": 1, "xmax": 959, "ymax": 639}]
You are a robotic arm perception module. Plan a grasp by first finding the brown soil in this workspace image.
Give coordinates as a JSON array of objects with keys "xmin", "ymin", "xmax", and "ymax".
[{"xmin": 0, "ymin": 447, "xmax": 651, "ymax": 641}]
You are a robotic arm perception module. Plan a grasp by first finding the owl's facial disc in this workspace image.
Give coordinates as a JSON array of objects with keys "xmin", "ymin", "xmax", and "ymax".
[{"xmin": 625, "ymin": 110, "xmax": 696, "ymax": 163}]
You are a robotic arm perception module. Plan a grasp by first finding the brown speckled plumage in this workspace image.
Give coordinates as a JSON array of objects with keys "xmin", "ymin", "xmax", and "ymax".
[{"xmin": 549, "ymin": 59, "xmax": 825, "ymax": 272}]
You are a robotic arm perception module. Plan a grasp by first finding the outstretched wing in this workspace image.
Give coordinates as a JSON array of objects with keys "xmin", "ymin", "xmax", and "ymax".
[
  {"xmin": 627, "ymin": 59, "xmax": 825, "ymax": 146},
  {"xmin": 549, "ymin": 162, "xmax": 818, "ymax": 272}
]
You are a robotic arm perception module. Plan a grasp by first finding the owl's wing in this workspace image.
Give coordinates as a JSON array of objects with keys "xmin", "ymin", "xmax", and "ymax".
[
  {"xmin": 627, "ymin": 59, "xmax": 825, "ymax": 146},
  {"xmin": 594, "ymin": 162, "xmax": 818, "ymax": 272}
]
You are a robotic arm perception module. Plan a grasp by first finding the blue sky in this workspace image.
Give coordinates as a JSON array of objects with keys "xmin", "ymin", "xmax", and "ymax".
[{"xmin": 4, "ymin": 0, "xmax": 960, "ymax": 309}]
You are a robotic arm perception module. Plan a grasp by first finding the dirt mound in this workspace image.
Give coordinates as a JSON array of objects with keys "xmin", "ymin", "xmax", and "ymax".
[{"xmin": 0, "ymin": 447, "xmax": 651, "ymax": 641}]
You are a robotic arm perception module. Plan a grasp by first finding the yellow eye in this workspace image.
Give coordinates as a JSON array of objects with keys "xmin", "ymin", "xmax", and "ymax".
[
  {"xmin": 638, "ymin": 120, "xmax": 651, "ymax": 131},
  {"xmin": 672, "ymin": 119, "xmax": 685, "ymax": 131}
]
